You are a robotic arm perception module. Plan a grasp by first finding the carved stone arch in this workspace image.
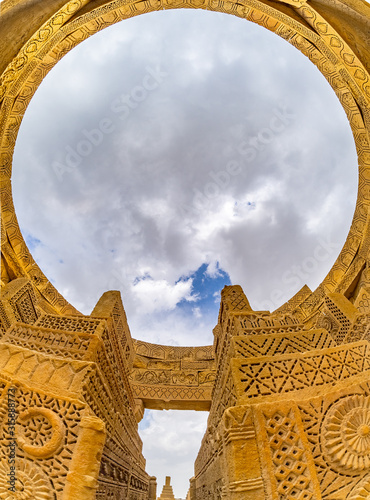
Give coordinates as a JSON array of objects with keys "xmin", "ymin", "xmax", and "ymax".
[{"xmin": 0, "ymin": 0, "xmax": 369, "ymax": 317}]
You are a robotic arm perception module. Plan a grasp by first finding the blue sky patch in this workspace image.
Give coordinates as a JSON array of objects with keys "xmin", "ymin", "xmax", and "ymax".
[
  {"xmin": 24, "ymin": 233, "xmax": 42, "ymax": 252},
  {"xmin": 177, "ymin": 262, "xmax": 231, "ymax": 317}
]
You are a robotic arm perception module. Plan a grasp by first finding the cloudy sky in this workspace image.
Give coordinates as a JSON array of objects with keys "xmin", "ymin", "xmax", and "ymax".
[{"xmin": 12, "ymin": 9, "xmax": 358, "ymax": 497}]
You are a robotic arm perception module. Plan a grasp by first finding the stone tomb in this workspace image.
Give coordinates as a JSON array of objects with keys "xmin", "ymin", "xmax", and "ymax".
[
  {"xmin": 1, "ymin": 0, "xmax": 370, "ymax": 498},
  {"xmin": 158, "ymin": 476, "xmax": 176, "ymax": 500}
]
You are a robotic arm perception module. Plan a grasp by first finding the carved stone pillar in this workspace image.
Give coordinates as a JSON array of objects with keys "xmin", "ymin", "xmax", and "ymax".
[
  {"xmin": 149, "ymin": 476, "xmax": 157, "ymax": 500},
  {"xmin": 220, "ymin": 406, "xmax": 263, "ymax": 499},
  {"xmin": 62, "ymin": 416, "xmax": 106, "ymax": 500}
]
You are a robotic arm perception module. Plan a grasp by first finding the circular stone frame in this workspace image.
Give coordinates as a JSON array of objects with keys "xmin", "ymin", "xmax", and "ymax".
[{"xmin": 0, "ymin": 0, "xmax": 369, "ymax": 317}]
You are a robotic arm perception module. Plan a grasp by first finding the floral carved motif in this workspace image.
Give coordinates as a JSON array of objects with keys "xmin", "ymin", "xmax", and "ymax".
[
  {"xmin": 0, "ymin": 460, "xmax": 53, "ymax": 499},
  {"xmin": 323, "ymin": 395, "xmax": 370, "ymax": 472}
]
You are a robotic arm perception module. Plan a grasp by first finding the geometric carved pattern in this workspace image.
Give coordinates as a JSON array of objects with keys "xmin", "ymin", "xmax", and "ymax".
[
  {"xmin": 274, "ymin": 285, "xmax": 312, "ymax": 317},
  {"xmin": 111, "ymin": 301, "xmax": 134, "ymax": 364},
  {"xmin": 12, "ymin": 289, "xmax": 39, "ymax": 324},
  {"xmin": 18, "ymin": 411, "xmax": 55, "ymax": 450},
  {"xmin": 316, "ymin": 296, "xmax": 353, "ymax": 344},
  {"xmin": 209, "ymin": 370, "xmax": 238, "ymax": 430},
  {"xmin": 2, "ymin": 280, "xmax": 40, "ymax": 326},
  {"xmin": 36, "ymin": 314, "xmax": 102, "ymax": 333},
  {"xmin": 0, "ymin": 301, "xmax": 11, "ymax": 335},
  {"xmin": 237, "ymin": 342, "xmax": 370, "ymax": 399},
  {"xmin": 233, "ymin": 329, "xmax": 336, "ymax": 358},
  {"xmin": 238, "ymin": 314, "xmax": 301, "ymax": 331},
  {"xmin": 134, "ymin": 340, "xmax": 214, "ymax": 362},
  {"xmin": 0, "ymin": 383, "xmax": 85, "ymax": 497},
  {"xmin": 3, "ymin": 324, "xmax": 93, "ymax": 360},
  {"xmin": 226, "ymin": 287, "xmax": 251, "ymax": 312},
  {"xmin": 344, "ymin": 315, "xmax": 370, "ymax": 344},
  {"xmin": 132, "ymin": 384, "xmax": 212, "ymax": 403},
  {"xmin": 237, "ymin": 324, "xmax": 304, "ymax": 336},
  {"xmin": 0, "ymin": 343, "xmax": 93, "ymax": 394},
  {"xmin": 265, "ymin": 409, "xmax": 315, "ymax": 499}
]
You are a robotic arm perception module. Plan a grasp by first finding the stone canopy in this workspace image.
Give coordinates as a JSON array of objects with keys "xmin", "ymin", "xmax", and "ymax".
[{"xmin": 0, "ymin": 0, "xmax": 370, "ymax": 498}]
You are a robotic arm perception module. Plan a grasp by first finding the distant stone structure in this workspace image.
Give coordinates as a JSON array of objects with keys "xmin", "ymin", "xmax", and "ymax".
[
  {"xmin": 0, "ymin": 0, "xmax": 370, "ymax": 498},
  {"xmin": 158, "ymin": 476, "xmax": 176, "ymax": 499}
]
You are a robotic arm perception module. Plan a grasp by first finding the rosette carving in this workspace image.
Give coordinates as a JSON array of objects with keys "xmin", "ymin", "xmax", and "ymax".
[
  {"xmin": 323, "ymin": 395, "xmax": 370, "ymax": 472},
  {"xmin": 0, "ymin": 460, "xmax": 52, "ymax": 499},
  {"xmin": 348, "ymin": 476, "xmax": 370, "ymax": 499}
]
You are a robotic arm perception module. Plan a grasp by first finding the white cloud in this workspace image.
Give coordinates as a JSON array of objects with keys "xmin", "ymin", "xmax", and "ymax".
[
  {"xmin": 129, "ymin": 305, "xmax": 216, "ymax": 347},
  {"xmin": 192, "ymin": 306, "xmax": 202, "ymax": 318},
  {"xmin": 204, "ymin": 261, "xmax": 222, "ymax": 279},
  {"xmin": 131, "ymin": 277, "xmax": 197, "ymax": 313}
]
